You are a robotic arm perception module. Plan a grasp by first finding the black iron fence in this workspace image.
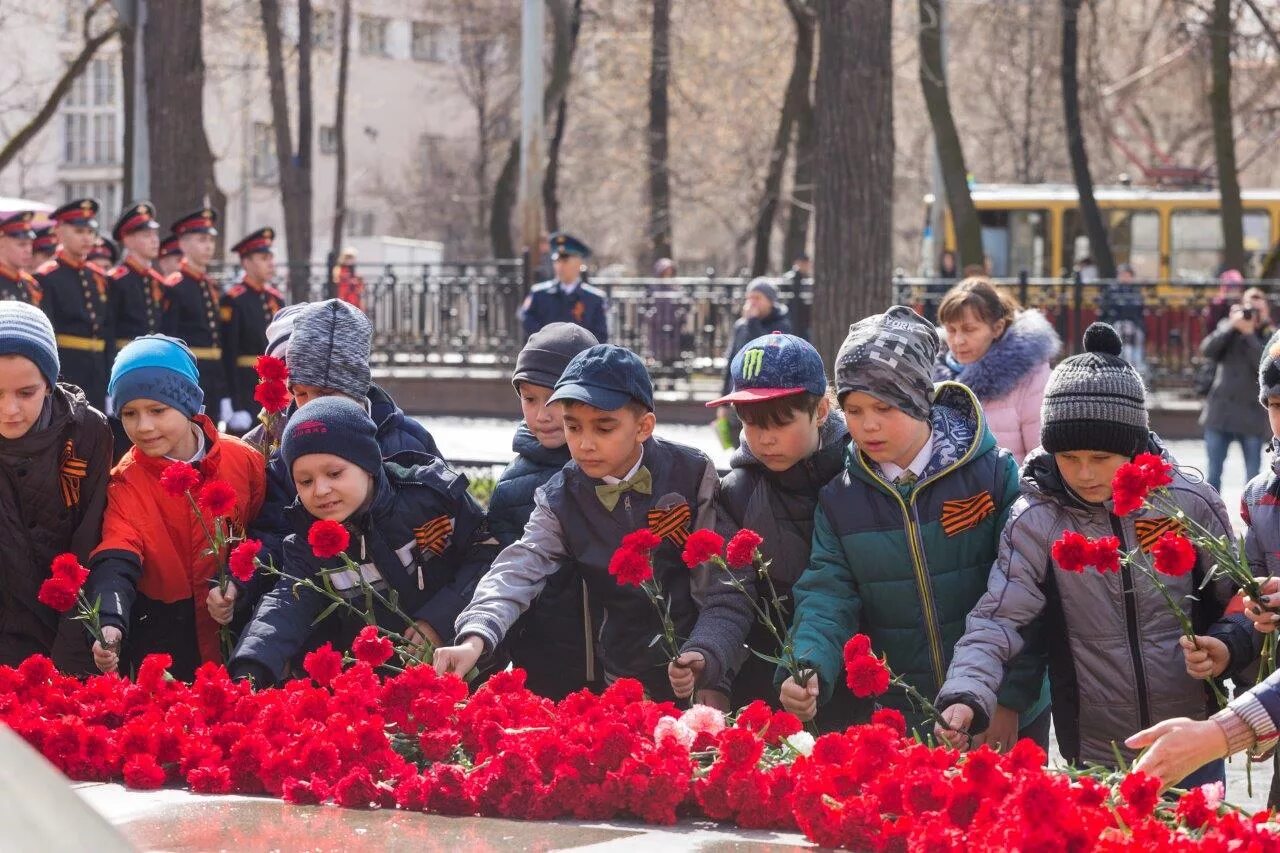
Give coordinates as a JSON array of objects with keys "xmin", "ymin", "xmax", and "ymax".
[{"xmin": 210, "ymin": 261, "xmax": 1270, "ymax": 393}]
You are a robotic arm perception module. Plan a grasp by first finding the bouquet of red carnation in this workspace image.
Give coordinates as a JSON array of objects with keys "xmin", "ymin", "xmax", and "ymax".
[
  {"xmin": 608, "ymin": 529, "xmax": 682, "ymax": 662},
  {"xmin": 252, "ymin": 355, "xmax": 291, "ymax": 453},
  {"xmin": 37, "ymin": 554, "xmax": 111, "ymax": 651}
]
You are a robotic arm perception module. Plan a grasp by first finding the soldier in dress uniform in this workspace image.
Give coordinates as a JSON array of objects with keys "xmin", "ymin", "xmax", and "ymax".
[
  {"xmin": 34, "ymin": 199, "xmax": 112, "ymax": 410},
  {"xmin": 520, "ymin": 232, "xmax": 608, "ymax": 342},
  {"xmin": 30, "ymin": 226, "xmax": 57, "ymax": 270},
  {"xmin": 161, "ymin": 208, "xmax": 230, "ymax": 422},
  {"xmin": 222, "ymin": 227, "xmax": 283, "ymax": 433},
  {"xmin": 108, "ymin": 202, "xmax": 166, "ymax": 354},
  {"xmin": 87, "ymin": 236, "xmax": 118, "ymax": 268},
  {"xmin": 0, "ymin": 212, "xmax": 42, "ymax": 304},
  {"xmin": 155, "ymin": 233, "xmax": 183, "ymax": 278}
]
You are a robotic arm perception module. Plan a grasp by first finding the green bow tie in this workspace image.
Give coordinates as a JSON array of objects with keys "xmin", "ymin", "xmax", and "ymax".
[{"xmin": 595, "ymin": 465, "xmax": 652, "ymax": 511}]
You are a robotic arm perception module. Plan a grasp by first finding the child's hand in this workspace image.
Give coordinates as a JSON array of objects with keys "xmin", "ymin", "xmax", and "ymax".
[
  {"xmin": 935, "ymin": 704, "xmax": 974, "ymax": 749},
  {"xmin": 668, "ymin": 651, "xmax": 705, "ymax": 699},
  {"xmin": 1180, "ymin": 635, "xmax": 1229, "ymax": 679},
  {"xmin": 404, "ymin": 620, "xmax": 443, "ymax": 651},
  {"xmin": 1244, "ymin": 577, "xmax": 1280, "ymax": 633},
  {"xmin": 433, "ymin": 635, "xmax": 484, "ymax": 677},
  {"xmin": 779, "ymin": 672, "xmax": 820, "ymax": 721},
  {"xmin": 207, "ymin": 584, "xmax": 237, "ymax": 625},
  {"xmin": 970, "ymin": 704, "xmax": 1019, "ymax": 753},
  {"xmin": 93, "ymin": 626, "xmax": 123, "ymax": 674}
]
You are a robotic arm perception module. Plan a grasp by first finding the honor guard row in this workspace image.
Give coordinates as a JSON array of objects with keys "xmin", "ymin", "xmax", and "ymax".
[{"xmin": 0, "ymin": 212, "xmax": 42, "ymax": 305}]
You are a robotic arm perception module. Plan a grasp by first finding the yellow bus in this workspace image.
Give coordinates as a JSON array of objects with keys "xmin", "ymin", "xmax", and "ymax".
[{"xmin": 941, "ymin": 184, "xmax": 1280, "ymax": 280}]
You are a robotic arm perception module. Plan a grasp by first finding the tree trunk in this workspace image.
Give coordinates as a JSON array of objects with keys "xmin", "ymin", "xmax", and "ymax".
[
  {"xmin": 261, "ymin": 0, "xmax": 314, "ymax": 301},
  {"xmin": 144, "ymin": 2, "xmax": 225, "ymax": 240},
  {"xmin": 783, "ymin": 12, "xmax": 816, "ymax": 271},
  {"xmin": 543, "ymin": 0, "xmax": 583, "ymax": 234},
  {"xmin": 1061, "ymin": 0, "xmax": 1114, "ymax": 278},
  {"xmin": 647, "ymin": 0, "xmax": 674, "ymax": 264},
  {"xmin": 330, "ymin": 0, "xmax": 353, "ymax": 257},
  {"xmin": 120, "ymin": 24, "xmax": 136, "ymax": 200},
  {"xmin": 750, "ymin": 0, "xmax": 815, "ymax": 278},
  {"xmin": 1211, "ymin": 0, "xmax": 1245, "ymax": 274},
  {"xmin": 918, "ymin": 0, "xmax": 982, "ymax": 270},
  {"xmin": 812, "ymin": 0, "xmax": 894, "ymax": 362}
]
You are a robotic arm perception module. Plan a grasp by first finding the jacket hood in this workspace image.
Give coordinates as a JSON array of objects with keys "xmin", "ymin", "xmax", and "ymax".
[
  {"xmin": 511, "ymin": 422, "xmax": 572, "ymax": 468},
  {"xmin": 1020, "ymin": 431, "xmax": 1172, "ymax": 515},
  {"xmin": 367, "ymin": 383, "xmax": 404, "ymax": 435},
  {"xmin": 934, "ymin": 310, "xmax": 1061, "ymax": 401}
]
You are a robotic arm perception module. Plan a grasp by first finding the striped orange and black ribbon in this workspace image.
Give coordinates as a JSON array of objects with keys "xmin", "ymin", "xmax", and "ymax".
[
  {"xmin": 1134, "ymin": 517, "xmax": 1183, "ymax": 552},
  {"xmin": 414, "ymin": 515, "xmax": 454, "ymax": 555},
  {"xmin": 647, "ymin": 503, "xmax": 692, "ymax": 547},
  {"xmin": 940, "ymin": 491, "xmax": 995, "ymax": 537},
  {"xmin": 59, "ymin": 440, "xmax": 87, "ymax": 508}
]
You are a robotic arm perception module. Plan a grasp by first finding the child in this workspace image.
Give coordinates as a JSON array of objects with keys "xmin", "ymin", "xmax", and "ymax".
[
  {"xmin": 487, "ymin": 322, "xmax": 599, "ymax": 698},
  {"xmin": 778, "ymin": 306, "xmax": 1050, "ymax": 744},
  {"xmin": 703, "ymin": 332, "xmax": 856, "ymax": 715},
  {"xmin": 435, "ymin": 345, "xmax": 748, "ymax": 703},
  {"xmin": 936, "ymin": 323, "xmax": 1254, "ymax": 785},
  {"xmin": 86, "ymin": 335, "xmax": 266, "ymax": 681},
  {"xmin": 228, "ymin": 397, "xmax": 498, "ymax": 687},
  {"xmin": 0, "ymin": 302, "xmax": 111, "ymax": 673}
]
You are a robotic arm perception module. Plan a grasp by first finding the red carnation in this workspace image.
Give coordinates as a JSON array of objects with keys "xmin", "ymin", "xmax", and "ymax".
[
  {"xmin": 50, "ymin": 553, "xmax": 88, "ymax": 586},
  {"xmin": 608, "ymin": 545, "xmax": 653, "ymax": 586},
  {"xmin": 1119, "ymin": 771, "xmax": 1161, "ymax": 816},
  {"xmin": 303, "ymin": 642, "xmax": 343, "ymax": 687},
  {"xmin": 1051, "ymin": 530, "xmax": 1093, "ymax": 573},
  {"xmin": 37, "ymin": 577, "xmax": 78, "ymax": 612},
  {"xmin": 123, "ymin": 754, "xmax": 167, "ymax": 790},
  {"xmin": 308, "ymin": 519, "xmax": 350, "ymax": 558},
  {"xmin": 846, "ymin": 654, "xmax": 891, "ymax": 698},
  {"xmin": 197, "ymin": 480, "xmax": 238, "ymax": 518},
  {"xmin": 871, "ymin": 707, "xmax": 907, "ymax": 735},
  {"xmin": 1110, "ymin": 464, "xmax": 1149, "ymax": 517},
  {"xmin": 228, "ymin": 539, "xmax": 262, "ymax": 584},
  {"xmin": 725, "ymin": 529, "xmax": 764, "ymax": 568},
  {"xmin": 681, "ymin": 529, "xmax": 725, "ymax": 568},
  {"xmin": 1089, "ymin": 535, "xmax": 1122, "ymax": 574},
  {"xmin": 844, "ymin": 633, "xmax": 872, "ymax": 662},
  {"xmin": 351, "ymin": 625, "xmax": 393, "ymax": 667},
  {"xmin": 159, "ymin": 461, "xmax": 202, "ymax": 499},
  {"xmin": 255, "ymin": 354, "xmax": 288, "ymax": 382},
  {"xmin": 254, "ymin": 379, "xmax": 290, "ymax": 414},
  {"xmin": 621, "ymin": 529, "xmax": 662, "ymax": 553},
  {"xmin": 1151, "ymin": 531, "xmax": 1197, "ymax": 577},
  {"xmin": 1133, "ymin": 452, "xmax": 1173, "ymax": 489}
]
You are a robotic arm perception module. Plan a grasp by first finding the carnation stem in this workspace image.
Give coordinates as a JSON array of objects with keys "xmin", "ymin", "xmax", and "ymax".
[{"xmin": 1130, "ymin": 559, "xmax": 1229, "ymax": 709}]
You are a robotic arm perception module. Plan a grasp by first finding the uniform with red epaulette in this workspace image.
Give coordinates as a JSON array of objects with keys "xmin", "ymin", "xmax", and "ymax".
[
  {"xmin": 108, "ymin": 202, "xmax": 166, "ymax": 358},
  {"xmin": 161, "ymin": 208, "xmax": 228, "ymax": 407},
  {"xmin": 0, "ymin": 211, "xmax": 41, "ymax": 306},
  {"xmin": 222, "ymin": 227, "xmax": 283, "ymax": 424},
  {"xmin": 35, "ymin": 199, "xmax": 112, "ymax": 410},
  {"xmin": 31, "ymin": 226, "xmax": 57, "ymax": 267}
]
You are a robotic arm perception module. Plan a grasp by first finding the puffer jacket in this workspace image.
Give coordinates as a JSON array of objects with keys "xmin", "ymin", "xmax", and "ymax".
[
  {"xmin": 782, "ymin": 382, "xmax": 1049, "ymax": 731},
  {"xmin": 938, "ymin": 439, "xmax": 1255, "ymax": 768},
  {"xmin": 488, "ymin": 423, "xmax": 571, "ymax": 547},
  {"xmin": 934, "ymin": 309, "xmax": 1060, "ymax": 463}
]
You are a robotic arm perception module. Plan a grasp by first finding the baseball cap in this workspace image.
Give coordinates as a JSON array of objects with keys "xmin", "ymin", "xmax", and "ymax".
[
  {"xmin": 707, "ymin": 332, "xmax": 827, "ymax": 407},
  {"xmin": 549, "ymin": 344, "xmax": 654, "ymax": 412}
]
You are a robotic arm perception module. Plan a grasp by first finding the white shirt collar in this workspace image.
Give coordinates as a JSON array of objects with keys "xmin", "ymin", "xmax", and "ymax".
[
  {"xmin": 601, "ymin": 448, "xmax": 645, "ymax": 485},
  {"xmin": 879, "ymin": 434, "xmax": 933, "ymax": 483}
]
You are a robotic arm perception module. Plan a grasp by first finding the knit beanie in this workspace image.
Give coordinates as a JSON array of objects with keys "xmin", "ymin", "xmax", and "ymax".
[
  {"xmin": 1041, "ymin": 322, "xmax": 1148, "ymax": 457},
  {"xmin": 287, "ymin": 299, "xmax": 372, "ymax": 399},
  {"xmin": 746, "ymin": 277, "xmax": 779, "ymax": 305},
  {"xmin": 512, "ymin": 322, "xmax": 600, "ymax": 389},
  {"xmin": 834, "ymin": 305, "xmax": 939, "ymax": 420},
  {"xmin": 108, "ymin": 335, "xmax": 204, "ymax": 419},
  {"xmin": 281, "ymin": 395, "xmax": 383, "ymax": 478},
  {"xmin": 265, "ymin": 302, "xmax": 309, "ymax": 362},
  {"xmin": 0, "ymin": 301, "xmax": 59, "ymax": 389}
]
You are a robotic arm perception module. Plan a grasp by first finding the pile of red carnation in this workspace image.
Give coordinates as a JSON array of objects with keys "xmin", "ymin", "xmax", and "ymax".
[{"xmin": 1, "ymin": 652, "xmax": 1276, "ymax": 849}]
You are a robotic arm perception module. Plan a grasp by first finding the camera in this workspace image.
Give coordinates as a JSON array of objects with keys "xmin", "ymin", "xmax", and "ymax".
[{"xmin": 1243, "ymin": 308, "xmax": 1257, "ymax": 321}]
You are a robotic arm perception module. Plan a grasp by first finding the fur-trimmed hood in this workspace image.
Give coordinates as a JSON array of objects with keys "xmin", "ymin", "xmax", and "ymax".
[{"xmin": 933, "ymin": 310, "xmax": 1061, "ymax": 402}]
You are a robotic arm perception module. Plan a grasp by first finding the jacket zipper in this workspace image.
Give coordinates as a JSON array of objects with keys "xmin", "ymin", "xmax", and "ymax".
[
  {"xmin": 582, "ymin": 579, "xmax": 596, "ymax": 682},
  {"xmin": 1111, "ymin": 514, "xmax": 1152, "ymax": 729}
]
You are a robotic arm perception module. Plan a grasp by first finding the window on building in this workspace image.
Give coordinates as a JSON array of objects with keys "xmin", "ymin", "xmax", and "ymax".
[
  {"xmin": 61, "ymin": 181, "xmax": 120, "ymax": 220},
  {"xmin": 319, "ymin": 125, "xmax": 339, "ymax": 155},
  {"xmin": 252, "ymin": 122, "xmax": 278, "ymax": 184},
  {"xmin": 1170, "ymin": 209, "xmax": 1272, "ymax": 279},
  {"xmin": 358, "ymin": 15, "xmax": 390, "ymax": 56},
  {"xmin": 313, "ymin": 9, "xmax": 336, "ymax": 49},
  {"xmin": 412, "ymin": 21, "xmax": 444, "ymax": 62},
  {"xmin": 60, "ymin": 57, "xmax": 120, "ymax": 167}
]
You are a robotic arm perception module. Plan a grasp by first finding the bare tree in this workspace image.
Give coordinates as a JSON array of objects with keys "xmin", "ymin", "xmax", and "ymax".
[
  {"xmin": 0, "ymin": 3, "xmax": 121, "ymax": 173},
  {"xmin": 1061, "ymin": 0, "xmax": 1114, "ymax": 278},
  {"xmin": 919, "ymin": 0, "xmax": 982, "ymax": 269},
  {"xmin": 544, "ymin": 0, "xmax": 584, "ymax": 233},
  {"xmin": 260, "ymin": 0, "xmax": 314, "ymax": 301},
  {"xmin": 648, "ymin": 0, "xmax": 674, "ymax": 264},
  {"xmin": 782, "ymin": 7, "xmax": 817, "ymax": 272},
  {"xmin": 330, "ymin": 0, "xmax": 353, "ymax": 257},
  {"xmin": 812, "ymin": 0, "xmax": 894, "ymax": 361},
  {"xmin": 1210, "ymin": 0, "xmax": 1245, "ymax": 273}
]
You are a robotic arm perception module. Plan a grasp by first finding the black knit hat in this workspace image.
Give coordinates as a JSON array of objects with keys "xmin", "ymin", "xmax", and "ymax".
[
  {"xmin": 1259, "ymin": 329, "xmax": 1280, "ymax": 404},
  {"xmin": 281, "ymin": 396, "xmax": 382, "ymax": 478},
  {"xmin": 1041, "ymin": 323, "xmax": 1149, "ymax": 457},
  {"xmin": 512, "ymin": 322, "xmax": 599, "ymax": 389}
]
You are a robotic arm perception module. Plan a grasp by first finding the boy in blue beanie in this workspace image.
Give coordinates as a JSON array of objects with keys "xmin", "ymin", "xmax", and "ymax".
[
  {"xmin": 86, "ymin": 335, "xmax": 265, "ymax": 681},
  {"xmin": 0, "ymin": 302, "xmax": 111, "ymax": 674},
  {"xmin": 228, "ymin": 396, "xmax": 499, "ymax": 686}
]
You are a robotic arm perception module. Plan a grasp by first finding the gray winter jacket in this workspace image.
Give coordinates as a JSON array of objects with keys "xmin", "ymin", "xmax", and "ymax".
[
  {"xmin": 1200, "ymin": 319, "xmax": 1272, "ymax": 436},
  {"xmin": 938, "ymin": 440, "xmax": 1255, "ymax": 768}
]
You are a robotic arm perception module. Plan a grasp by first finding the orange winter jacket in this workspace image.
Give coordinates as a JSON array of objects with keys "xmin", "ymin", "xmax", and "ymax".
[{"xmin": 89, "ymin": 414, "xmax": 266, "ymax": 667}]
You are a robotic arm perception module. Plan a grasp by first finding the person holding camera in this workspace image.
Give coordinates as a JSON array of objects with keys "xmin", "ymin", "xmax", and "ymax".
[{"xmin": 1200, "ymin": 285, "xmax": 1274, "ymax": 491}]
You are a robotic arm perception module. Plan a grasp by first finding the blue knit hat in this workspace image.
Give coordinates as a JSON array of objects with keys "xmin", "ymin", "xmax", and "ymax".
[
  {"xmin": 281, "ymin": 396, "xmax": 382, "ymax": 477},
  {"xmin": 108, "ymin": 335, "xmax": 204, "ymax": 419},
  {"xmin": 0, "ymin": 301, "xmax": 59, "ymax": 389}
]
